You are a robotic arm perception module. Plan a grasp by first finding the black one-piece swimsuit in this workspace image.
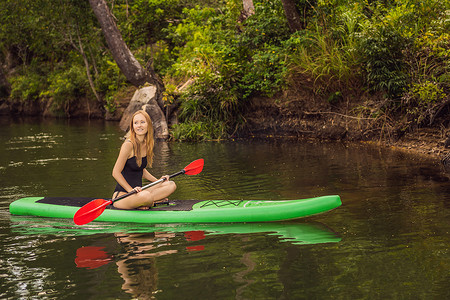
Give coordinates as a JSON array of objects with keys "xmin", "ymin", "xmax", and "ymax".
[{"xmin": 114, "ymin": 156, "xmax": 148, "ymax": 193}]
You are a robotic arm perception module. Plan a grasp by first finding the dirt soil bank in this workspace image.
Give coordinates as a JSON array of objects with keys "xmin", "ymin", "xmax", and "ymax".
[{"xmin": 239, "ymin": 90, "xmax": 450, "ymax": 166}]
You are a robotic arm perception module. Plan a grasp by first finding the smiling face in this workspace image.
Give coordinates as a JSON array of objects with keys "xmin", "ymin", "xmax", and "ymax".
[
  {"xmin": 132, "ymin": 113, "xmax": 148, "ymax": 138},
  {"xmin": 128, "ymin": 110, "xmax": 154, "ymax": 165}
]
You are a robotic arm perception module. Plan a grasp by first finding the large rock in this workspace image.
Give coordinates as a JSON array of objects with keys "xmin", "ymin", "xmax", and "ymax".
[{"xmin": 119, "ymin": 86, "xmax": 169, "ymax": 139}]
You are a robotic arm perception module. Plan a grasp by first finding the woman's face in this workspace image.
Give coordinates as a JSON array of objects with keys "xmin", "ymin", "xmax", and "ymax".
[{"xmin": 132, "ymin": 113, "xmax": 148, "ymax": 137}]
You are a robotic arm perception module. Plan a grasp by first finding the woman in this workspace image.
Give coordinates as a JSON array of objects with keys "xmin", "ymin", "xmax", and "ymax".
[{"xmin": 112, "ymin": 110, "xmax": 176, "ymax": 209}]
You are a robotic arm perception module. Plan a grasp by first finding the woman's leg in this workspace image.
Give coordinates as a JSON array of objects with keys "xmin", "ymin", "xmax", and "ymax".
[
  {"xmin": 147, "ymin": 181, "xmax": 176, "ymax": 203},
  {"xmin": 113, "ymin": 181, "xmax": 177, "ymax": 209}
]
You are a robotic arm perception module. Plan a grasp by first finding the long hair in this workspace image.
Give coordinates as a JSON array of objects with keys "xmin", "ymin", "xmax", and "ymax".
[{"xmin": 129, "ymin": 110, "xmax": 154, "ymax": 167}]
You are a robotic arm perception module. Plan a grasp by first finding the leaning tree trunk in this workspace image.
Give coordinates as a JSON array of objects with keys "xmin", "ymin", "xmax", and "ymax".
[
  {"xmin": 88, "ymin": 0, "xmax": 164, "ymax": 105},
  {"xmin": 280, "ymin": 0, "xmax": 304, "ymax": 33},
  {"xmin": 89, "ymin": 0, "xmax": 168, "ymax": 138},
  {"xmin": 89, "ymin": 0, "xmax": 154, "ymax": 87}
]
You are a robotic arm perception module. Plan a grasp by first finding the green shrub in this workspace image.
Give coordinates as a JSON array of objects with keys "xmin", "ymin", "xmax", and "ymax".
[
  {"xmin": 411, "ymin": 81, "xmax": 445, "ymax": 106},
  {"xmin": 171, "ymin": 120, "xmax": 226, "ymax": 141},
  {"xmin": 237, "ymin": 0, "xmax": 290, "ymax": 48},
  {"xmin": 240, "ymin": 45, "xmax": 288, "ymax": 98},
  {"xmin": 179, "ymin": 76, "xmax": 239, "ymax": 123},
  {"xmin": 287, "ymin": 26, "xmax": 361, "ymax": 95},
  {"xmin": 164, "ymin": 1, "xmax": 293, "ymax": 140},
  {"xmin": 41, "ymin": 65, "xmax": 88, "ymax": 110},
  {"xmin": 358, "ymin": 23, "xmax": 409, "ymax": 99},
  {"xmin": 10, "ymin": 73, "xmax": 46, "ymax": 102},
  {"xmin": 95, "ymin": 58, "xmax": 127, "ymax": 96},
  {"xmin": 404, "ymin": 80, "xmax": 446, "ymax": 124},
  {"xmin": 104, "ymin": 95, "xmax": 117, "ymax": 113}
]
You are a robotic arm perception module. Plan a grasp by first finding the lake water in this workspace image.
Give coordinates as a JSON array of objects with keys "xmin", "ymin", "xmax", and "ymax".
[{"xmin": 0, "ymin": 117, "xmax": 448, "ymax": 299}]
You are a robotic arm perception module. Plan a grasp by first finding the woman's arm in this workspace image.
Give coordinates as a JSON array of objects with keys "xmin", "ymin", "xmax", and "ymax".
[
  {"xmin": 143, "ymin": 169, "xmax": 158, "ymax": 182},
  {"xmin": 143, "ymin": 169, "xmax": 170, "ymax": 184},
  {"xmin": 112, "ymin": 141, "xmax": 134, "ymax": 192}
]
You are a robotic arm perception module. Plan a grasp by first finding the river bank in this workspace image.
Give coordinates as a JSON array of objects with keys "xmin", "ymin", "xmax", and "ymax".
[
  {"xmin": 2, "ymin": 87, "xmax": 449, "ymax": 166},
  {"xmin": 240, "ymin": 89, "xmax": 450, "ymax": 166}
]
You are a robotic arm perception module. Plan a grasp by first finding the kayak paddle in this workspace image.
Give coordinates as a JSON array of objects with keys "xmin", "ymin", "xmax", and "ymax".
[{"xmin": 73, "ymin": 158, "xmax": 204, "ymax": 225}]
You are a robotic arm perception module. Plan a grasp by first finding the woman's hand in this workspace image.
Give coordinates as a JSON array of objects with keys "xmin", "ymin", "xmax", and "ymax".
[
  {"xmin": 132, "ymin": 186, "xmax": 142, "ymax": 193},
  {"xmin": 161, "ymin": 175, "xmax": 170, "ymax": 181}
]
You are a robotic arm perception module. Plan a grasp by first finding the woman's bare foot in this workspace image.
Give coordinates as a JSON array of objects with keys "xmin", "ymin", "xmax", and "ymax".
[
  {"xmin": 153, "ymin": 198, "xmax": 169, "ymax": 206},
  {"xmin": 137, "ymin": 206, "xmax": 151, "ymax": 210}
]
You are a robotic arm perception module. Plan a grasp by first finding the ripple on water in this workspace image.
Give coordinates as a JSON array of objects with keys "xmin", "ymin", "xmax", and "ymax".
[
  {"xmin": 5, "ymin": 133, "xmax": 62, "ymax": 151},
  {"xmin": 28, "ymin": 157, "xmax": 98, "ymax": 166},
  {"xmin": 0, "ymin": 233, "xmax": 65, "ymax": 299}
]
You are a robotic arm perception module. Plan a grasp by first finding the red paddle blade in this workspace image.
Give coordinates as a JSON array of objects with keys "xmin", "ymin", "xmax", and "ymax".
[
  {"xmin": 73, "ymin": 199, "xmax": 112, "ymax": 225},
  {"xmin": 183, "ymin": 158, "xmax": 204, "ymax": 175}
]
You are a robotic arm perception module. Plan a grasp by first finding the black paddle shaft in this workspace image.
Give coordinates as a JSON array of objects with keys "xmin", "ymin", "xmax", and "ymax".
[{"xmin": 112, "ymin": 169, "xmax": 185, "ymax": 204}]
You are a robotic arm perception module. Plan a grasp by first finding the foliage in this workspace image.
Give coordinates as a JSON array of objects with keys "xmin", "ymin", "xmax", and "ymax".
[
  {"xmin": 236, "ymin": 1, "xmax": 291, "ymax": 98},
  {"xmin": 286, "ymin": 2, "xmax": 365, "ymax": 99},
  {"xmin": 10, "ymin": 72, "xmax": 46, "ymax": 102},
  {"xmin": 171, "ymin": 120, "xmax": 226, "ymax": 141},
  {"xmin": 95, "ymin": 58, "xmax": 128, "ymax": 99},
  {"xmin": 237, "ymin": 0, "xmax": 291, "ymax": 48},
  {"xmin": 410, "ymin": 81, "xmax": 445, "ymax": 107},
  {"xmin": 164, "ymin": 1, "xmax": 291, "ymax": 140},
  {"xmin": 40, "ymin": 64, "xmax": 88, "ymax": 112},
  {"xmin": 358, "ymin": 22, "xmax": 409, "ymax": 99},
  {"xmin": 240, "ymin": 45, "xmax": 288, "ymax": 98},
  {"xmin": 403, "ymin": 81, "xmax": 447, "ymax": 124},
  {"xmin": 287, "ymin": 0, "xmax": 448, "ymax": 128},
  {"xmin": 398, "ymin": 0, "xmax": 450, "ymax": 125},
  {"xmin": 287, "ymin": 27, "xmax": 359, "ymax": 94},
  {"xmin": 1, "ymin": 0, "xmax": 449, "ymax": 136}
]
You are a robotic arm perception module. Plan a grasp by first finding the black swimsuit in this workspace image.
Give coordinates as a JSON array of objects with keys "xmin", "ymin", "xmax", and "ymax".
[{"xmin": 114, "ymin": 156, "xmax": 148, "ymax": 193}]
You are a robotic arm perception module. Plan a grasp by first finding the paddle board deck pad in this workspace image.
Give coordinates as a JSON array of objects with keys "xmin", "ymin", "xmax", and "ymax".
[{"xmin": 9, "ymin": 195, "xmax": 341, "ymax": 224}]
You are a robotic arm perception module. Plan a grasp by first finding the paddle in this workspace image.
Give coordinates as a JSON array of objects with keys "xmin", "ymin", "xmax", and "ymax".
[{"xmin": 73, "ymin": 158, "xmax": 204, "ymax": 225}]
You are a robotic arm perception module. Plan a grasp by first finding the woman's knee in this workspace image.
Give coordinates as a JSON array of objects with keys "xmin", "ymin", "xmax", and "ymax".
[
  {"xmin": 162, "ymin": 180, "xmax": 176, "ymax": 191},
  {"xmin": 136, "ymin": 190, "xmax": 153, "ymax": 202},
  {"xmin": 168, "ymin": 180, "xmax": 177, "ymax": 192}
]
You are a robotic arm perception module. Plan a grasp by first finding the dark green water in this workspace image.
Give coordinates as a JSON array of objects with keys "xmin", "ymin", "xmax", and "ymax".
[{"xmin": 0, "ymin": 117, "xmax": 448, "ymax": 299}]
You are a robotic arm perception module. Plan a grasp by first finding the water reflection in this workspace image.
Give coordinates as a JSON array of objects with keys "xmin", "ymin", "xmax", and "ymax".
[
  {"xmin": 184, "ymin": 230, "xmax": 206, "ymax": 251},
  {"xmin": 10, "ymin": 216, "xmax": 341, "ymax": 297},
  {"xmin": 10, "ymin": 216, "xmax": 341, "ymax": 245},
  {"xmin": 69, "ymin": 222, "xmax": 339, "ymax": 298},
  {"xmin": 75, "ymin": 246, "xmax": 113, "ymax": 269},
  {"xmin": 115, "ymin": 232, "xmax": 177, "ymax": 298},
  {"xmin": 233, "ymin": 241, "xmax": 256, "ymax": 300}
]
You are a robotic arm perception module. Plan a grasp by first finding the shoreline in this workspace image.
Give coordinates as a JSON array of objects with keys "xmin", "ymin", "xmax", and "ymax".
[{"xmin": 2, "ymin": 107, "xmax": 449, "ymax": 168}]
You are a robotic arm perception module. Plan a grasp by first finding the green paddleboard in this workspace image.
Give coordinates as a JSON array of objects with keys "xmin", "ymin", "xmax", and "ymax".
[{"xmin": 9, "ymin": 195, "xmax": 341, "ymax": 224}]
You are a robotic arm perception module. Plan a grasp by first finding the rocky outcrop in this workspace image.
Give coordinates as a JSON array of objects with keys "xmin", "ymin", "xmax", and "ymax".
[{"xmin": 119, "ymin": 86, "xmax": 169, "ymax": 139}]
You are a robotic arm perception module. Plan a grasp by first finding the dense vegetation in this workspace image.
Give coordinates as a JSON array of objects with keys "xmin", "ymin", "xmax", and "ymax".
[{"xmin": 0, "ymin": 0, "xmax": 448, "ymax": 140}]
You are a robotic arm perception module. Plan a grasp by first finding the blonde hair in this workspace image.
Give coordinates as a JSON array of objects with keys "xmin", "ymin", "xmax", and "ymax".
[{"xmin": 129, "ymin": 110, "xmax": 154, "ymax": 167}]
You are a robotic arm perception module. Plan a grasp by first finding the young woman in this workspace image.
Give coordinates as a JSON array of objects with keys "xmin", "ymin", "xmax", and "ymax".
[{"xmin": 112, "ymin": 110, "xmax": 176, "ymax": 209}]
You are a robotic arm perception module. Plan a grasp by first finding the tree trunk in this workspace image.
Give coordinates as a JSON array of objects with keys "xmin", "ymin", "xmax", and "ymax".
[
  {"xmin": 281, "ymin": 0, "xmax": 304, "ymax": 33},
  {"xmin": 0, "ymin": 66, "xmax": 11, "ymax": 99},
  {"xmin": 77, "ymin": 30, "xmax": 102, "ymax": 105},
  {"xmin": 88, "ymin": 0, "xmax": 162, "ymax": 92},
  {"xmin": 242, "ymin": 0, "xmax": 255, "ymax": 17},
  {"xmin": 89, "ymin": 0, "xmax": 169, "ymax": 137},
  {"xmin": 238, "ymin": 0, "xmax": 255, "ymax": 24}
]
